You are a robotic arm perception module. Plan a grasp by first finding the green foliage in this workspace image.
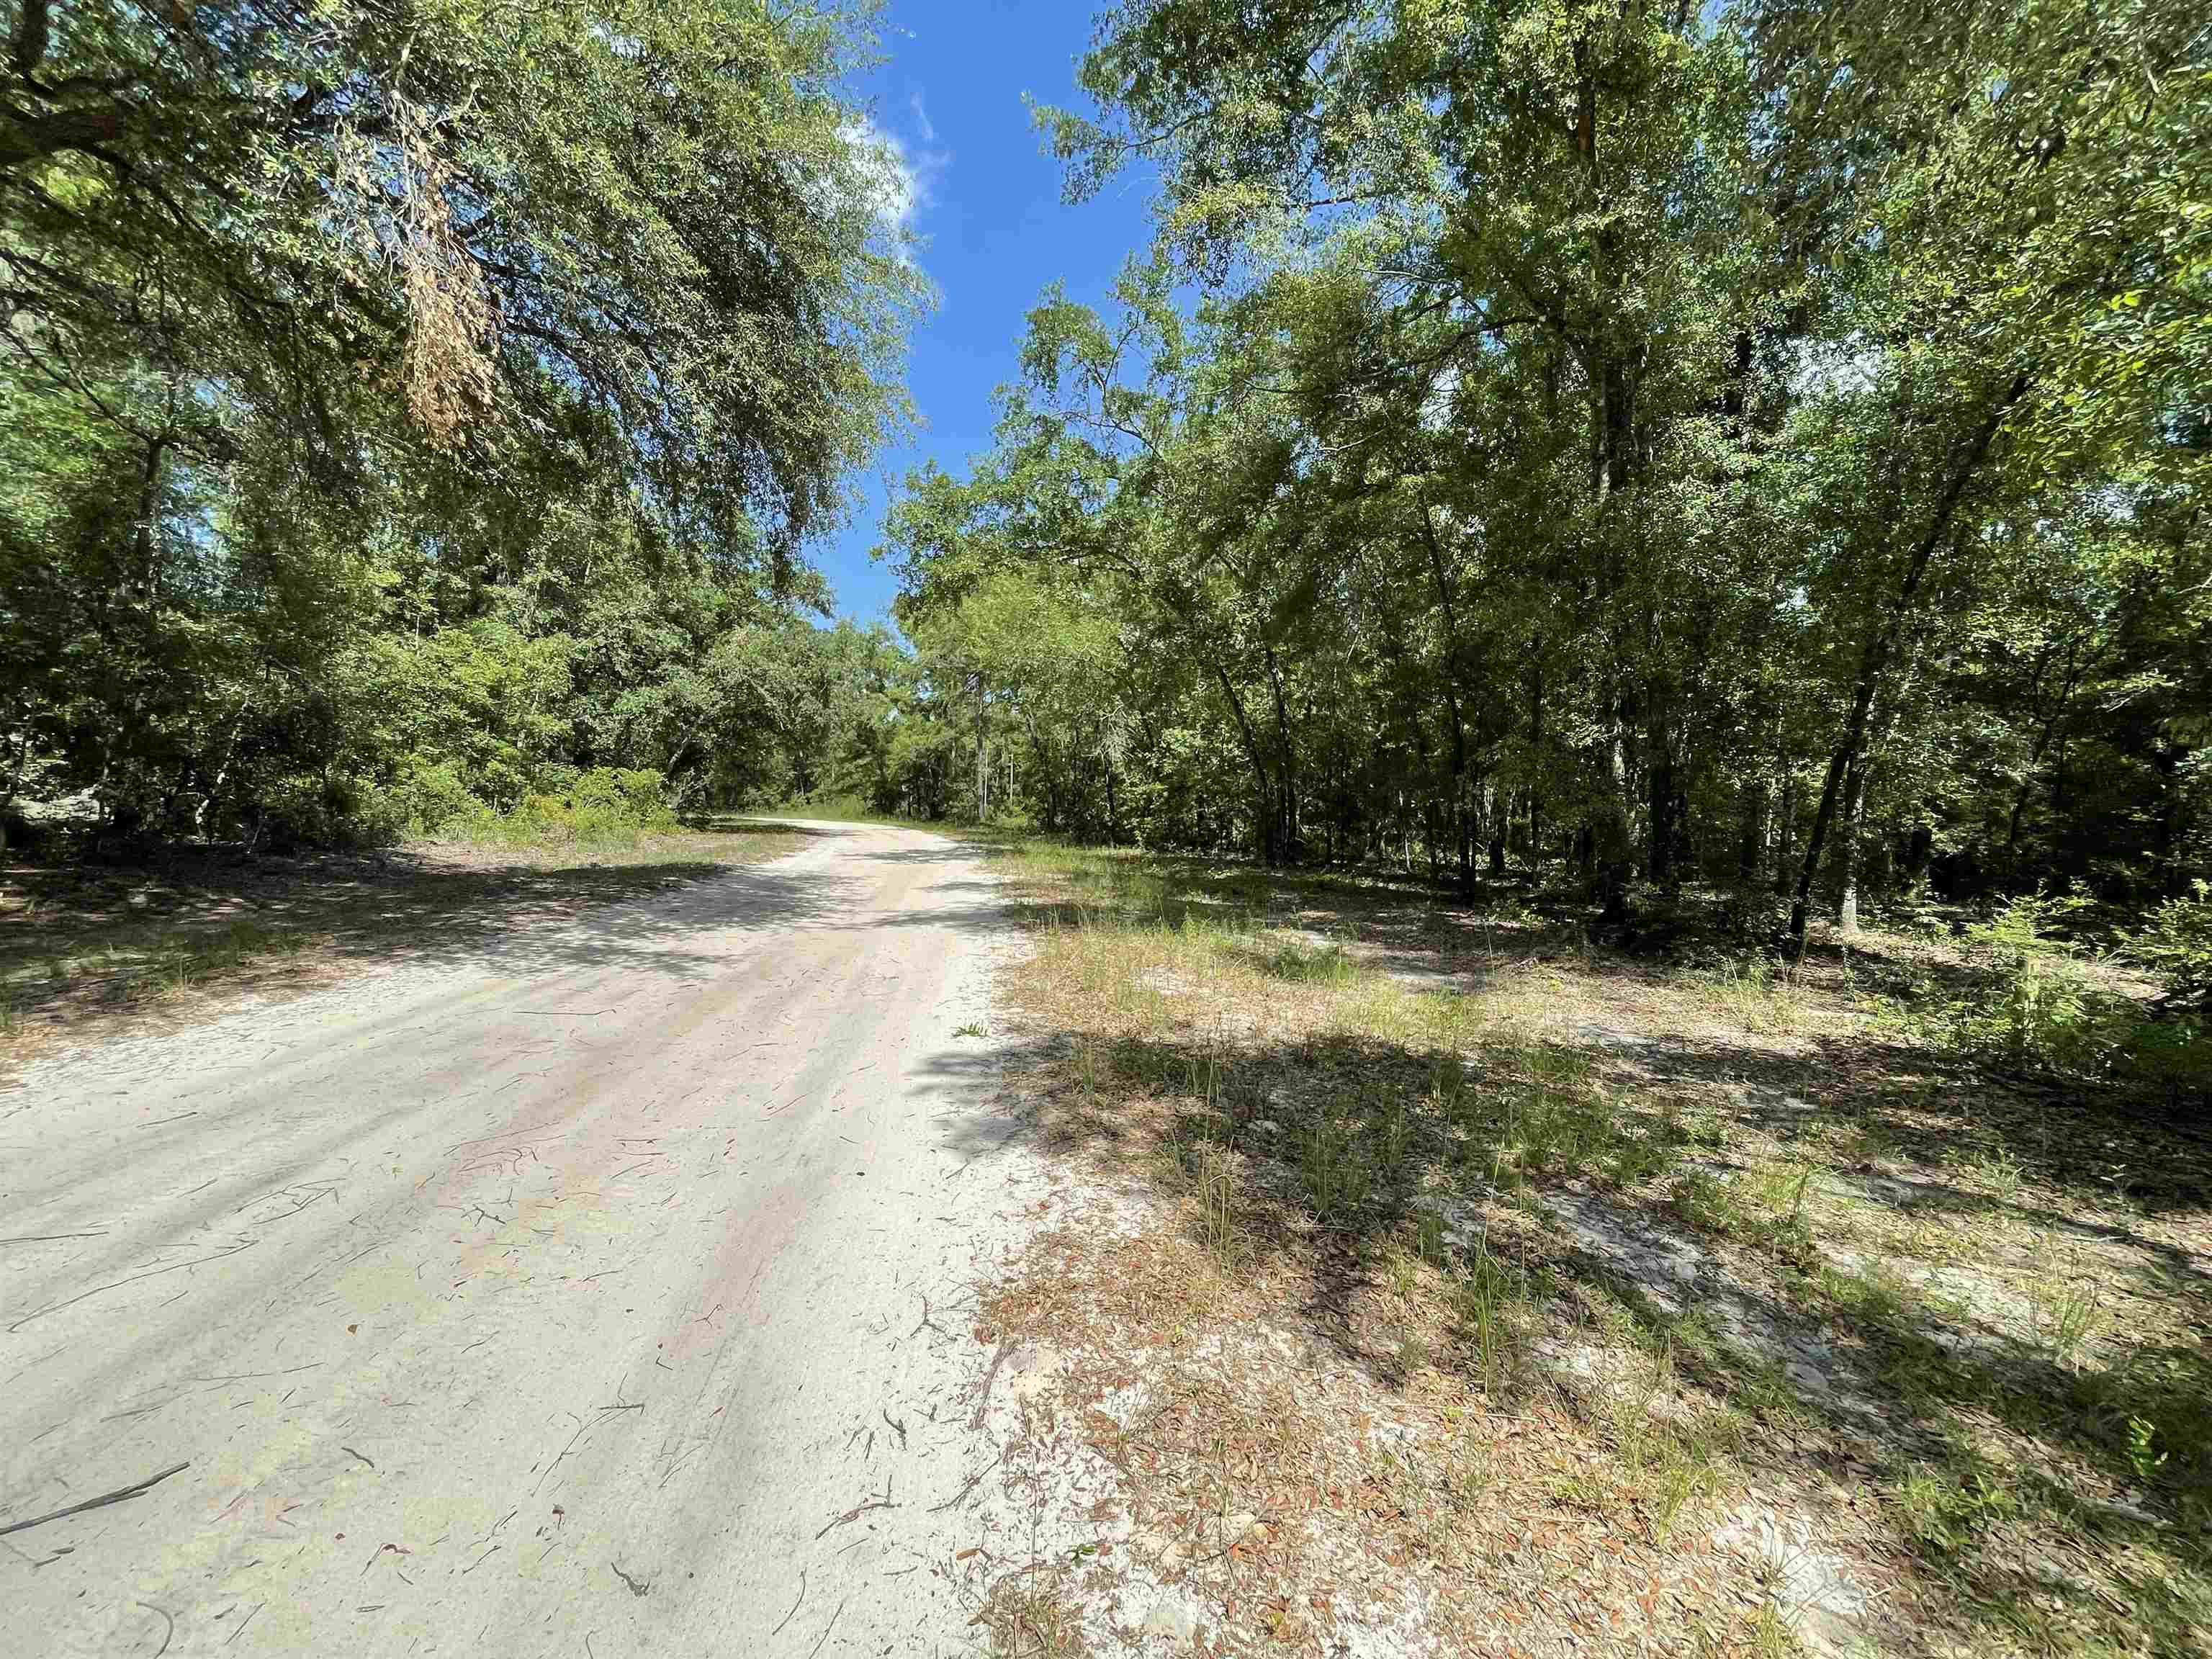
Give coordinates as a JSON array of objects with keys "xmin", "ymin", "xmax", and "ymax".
[
  {"xmin": 1907, "ymin": 896, "xmax": 2134, "ymax": 1080},
  {"xmin": 871, "ymin": 0, "xmax": 2212, "ymax": 947},
  {"xmin": 1896, "ymin": 1460, "xmax": 2020, "ymax": 1555},
  {"xmin": 1, "ymin": 0, "xmax": 920, "ymax": 851},
  {"xmin": 2130, "ymin": 1417, "xmax": 2170, "ymax": 1487},
  {"xmin": 425, "ymin": 768, "xmax": 682, "ymax": 850},
  {"xmin": 2136, "ymin": 884, "xmax": 2212, "ymax": 1021}
]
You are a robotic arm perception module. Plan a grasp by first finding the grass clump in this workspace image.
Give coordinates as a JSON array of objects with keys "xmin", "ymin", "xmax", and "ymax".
[{"xmin": 1694, "ymin": 956, "xmax": 1816, "ymax": 1036}]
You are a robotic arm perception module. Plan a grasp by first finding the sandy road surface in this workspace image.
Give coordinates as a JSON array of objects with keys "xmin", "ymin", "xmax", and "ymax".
[{"xmin": 1, "ymin": 823, "xmax": 1038, "ymax": 1658}]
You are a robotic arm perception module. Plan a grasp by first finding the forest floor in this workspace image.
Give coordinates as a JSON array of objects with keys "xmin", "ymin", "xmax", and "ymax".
[
  {"xmin": 0, "ymin": 820, "xmax": 810, "ymax": 1075},
  {"xmin": 964, "ymin": 843, "xmax": 2211, "ymax": 1658}
]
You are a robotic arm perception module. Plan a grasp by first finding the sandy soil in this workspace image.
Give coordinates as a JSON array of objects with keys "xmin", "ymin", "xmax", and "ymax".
[{"xmin": 0, "ymin": 822, "xmax": 1046, "ymax": 1658}]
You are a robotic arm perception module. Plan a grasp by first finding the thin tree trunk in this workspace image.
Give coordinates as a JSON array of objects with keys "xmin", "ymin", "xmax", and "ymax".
[
  {"xmin": 1776, "ymin": 767, "xmax": 1798, "ymax": 894},
  {"xmin": 1789, "ymin": 372, "xmax": 2030, "ymax": 953},
  {"xmin": 1208, "ymin": 659, "xmax": 1277, "ymax": 864},
  {"xmin": 1264, "ymin": 646, "xmax": 1297, "ymax": 863},
  {"xmin": 974, "ymin": 670, "xmax": 989, "ymax": 822},
  {"xmin": 1739, "ymin": 775, "xmax": 1768, "ymax": 882},
  {"xmin": 1835, "ymin": 755, "xmax": 1869, "ymax": 936}
]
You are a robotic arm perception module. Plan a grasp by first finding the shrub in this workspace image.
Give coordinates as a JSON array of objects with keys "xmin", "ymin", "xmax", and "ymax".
[
  {"xmin": 391, "ymin": 760, "xmax": 479, "ymax": 836},
  {"xmin": 2134, "ymin": 883, "xmax": 2212, "ymax": 1022},
  {"xmin": 1915, "ymin": 895, "xmax": 2131, "ymax": 1081},
  {"xmin": 397, "ymin": 765, "xmax": 680, "ymax": 849},
  {"xmin": 2121, "ymin": 884, "xmax": 2212, "ymax": 1102},
  {"xmin": 253, "ymin": 773, "xmax": 398, "ymax": 850},
  {"xmin": 479, "ymin": 768, "xmax": 680, "ymax": 848}
]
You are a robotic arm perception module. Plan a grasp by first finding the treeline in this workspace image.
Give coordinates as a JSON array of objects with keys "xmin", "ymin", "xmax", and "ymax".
[
  {"xmin": 1, "ymin": 0, "xmax": 920, "ymax": 849},
  {"xmin": 879, "ymin": 0, "xmax": 2210, "ymax": 949}
]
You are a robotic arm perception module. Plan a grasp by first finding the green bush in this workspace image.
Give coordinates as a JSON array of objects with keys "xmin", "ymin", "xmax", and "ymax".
[
  {"xmin": 1913, "ymin": 895, "xmax": 2133, "ymax": 1081},
  {"xmin": 2122, "ymin": 884, "xmax": 2212, "ymax": 1102},
  {"xmin": 391, "ymin": 760, "xmax": 480, "ymax": 836},
  {"xmin": 1901, "ymin": 893, "xmax": 2209, "ymax": 1102},
  {"xmin": 253, "ymin": 773, "xmax": 401, "ymax": 850},
  {"xmin": 399, "ymin": 765, "xmax": 680, "ymax": 850},
  {"xmin": 2135, "ymin": 883, "xmax": 2212, "ymax": 1021}
]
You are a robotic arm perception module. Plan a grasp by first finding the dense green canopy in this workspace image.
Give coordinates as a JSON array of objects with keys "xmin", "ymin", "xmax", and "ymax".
[
  {"xmin": 3, "ymin": 0, "xmax": 920, "ymax": 842},
  {"xmin": 4, "ymin": 0, "xmax": 2206, "ymax": 979},
  {"xmin": 871, "ymin": 0, "xmax": 2209, "ymax": 959}
]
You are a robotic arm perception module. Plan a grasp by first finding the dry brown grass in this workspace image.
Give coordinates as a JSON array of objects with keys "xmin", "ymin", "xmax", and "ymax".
[{"xmin": 967, "ymin": 842, "xmax": 2212, "ymax": 1657}]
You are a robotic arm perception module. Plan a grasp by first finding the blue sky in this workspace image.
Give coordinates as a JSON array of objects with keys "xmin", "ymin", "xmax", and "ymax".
[{"xmin": 817, "ymin": 2, "xmax": 1154, "ymax": 625}]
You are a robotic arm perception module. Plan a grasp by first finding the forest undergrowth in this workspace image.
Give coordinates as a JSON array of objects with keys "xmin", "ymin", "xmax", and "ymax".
[{"xmin": 967, "ymin": 842, "xmax": 2211, "ymax": 1658}]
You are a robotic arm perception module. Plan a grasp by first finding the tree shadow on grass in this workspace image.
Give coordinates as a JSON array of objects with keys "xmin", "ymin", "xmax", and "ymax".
[{"xmin": 938, "ymin": 994, "xmax": 2212, "ymax": 1654}]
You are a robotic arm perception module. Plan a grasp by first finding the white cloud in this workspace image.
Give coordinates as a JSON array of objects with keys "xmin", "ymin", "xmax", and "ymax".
[
  {"xmin": 842, "ymin": 107, "xmax": 951, "ymax": 269},
  {"xmin": 843, "ymin": 117, "xmax": 923, "ymax": 232},
  {"xmin": 909, "ymin": 89, "xmax": 937, "ymax": 146}
]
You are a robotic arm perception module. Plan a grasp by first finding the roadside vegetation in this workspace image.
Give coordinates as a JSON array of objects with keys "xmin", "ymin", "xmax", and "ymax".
[
  {"xmin": 869, "ymin": 12, "xmax": 2209, "ymax": 1639},
  {"xmin": 1, "ymin": 0, "xmax": 926, "ymax": 857},
  {"xmin": 967, "ymin": 842, "xmax": 2210, "ymax": 1656},
  {"xmin": 5, "ymin": 0, "xmax": 2206, "ymax": 1649}
]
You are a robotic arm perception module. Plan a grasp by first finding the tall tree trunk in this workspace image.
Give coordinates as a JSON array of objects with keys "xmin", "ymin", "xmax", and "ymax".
[
  {"xmin": 1646, "ymin": 691, "xmax": 1676, "ymax": 886},
  {"xmin": 1528, "ymin": 652, "xmax": 1547, "ymax": 875},
  {"xmin": 1835, "ymin": 755, "xmax": 1869, "ymax": 936},
  {"xmin": 1103, "ymin": 742, "xmax": 1119, "ymax": 846},
  {"xmin": 1902, "ymin": 822, "xmax": 1933, "ymax": 892},
  {"xmin": 2153, "ymin": 741, "xmax": 2182, "ymax": 897},
  {"xmin": 1776, "ymin": 769, "xmax": 1798, "ymax": 894},
  {"xmin": 1264, "ymin": 646, "xmax": 1298, "ymax": 863},
  {"xmin": 1208, "ymin": 659, "xmax": 1278, "ymax": 864},
  {"xmin": 969, "ymin": 670, "xmax": 989, "ymax": 822},
  {"xmin": 2003, "ymin": 637, "xmax": 2075, "ymax": 872},
  {"xmin": 1739, "ymin": 774, "xmax": 1769, "ymax": 882},
  {"xmin": 1788, "ymin": 373, "xmax": 2029, "ymax": 954},
  {"xmin": 1420, "ymin": 500, "xmax": 1478, "ymax": 898}
]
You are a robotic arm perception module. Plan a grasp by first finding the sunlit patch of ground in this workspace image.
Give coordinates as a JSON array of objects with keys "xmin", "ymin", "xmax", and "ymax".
[{"xmin": 963, "ymin": 842, "xmax": 2211, "ymax": 1657}]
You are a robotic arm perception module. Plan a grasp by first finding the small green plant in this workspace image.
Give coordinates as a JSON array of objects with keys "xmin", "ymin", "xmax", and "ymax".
[
  {"xmin": 2127, "ymin": 1416, "xmax": 2169, "ymax": 1485},
  {"xmin": 2134, "ymin": 882, "xmax": 2212, "ymax": 1020},
  {"xmin": 1895, "ymin": 1460, "xmax": 2017, "ymax": 1552},
  {"xmin": 1745, "ymin": 1599, "xmax": 1803, "ymax": 1658},
  {"xmin": 1701, "ymin": 956, "xmax": 1813, "ymax": 1035},
  {"xmin": 1455, "ymin": 1236, "xmax": 1524, "ymax": 1397},
  {"xmin": 1296, "ymin": 1109, "xmax": 1374, "ymax": 1222},
  {"xmin": 952, "ymin": 1021, "xmax": 989, "ymax": 1038},
  {"xmin": 2026, "ymin": 1251, "xmax": 2109, "ymax": 1371},
  {"xmin": 1385, "ymin": 1244, "xmax": 1422, "ymax": 1300},
  {"xmin": 1917, "ymin": 894, "xmax": 2131, "ymax": 1081},
  {"xmin": 1951, "ymin": 1143, "xmax": 2025, "ymax": 1200},
  {"xmin": 1184, "ymin": 1051, "xmax": 1222, "ymax": 1112},
  {"xmin": 1670, "ymin": 1168, "xmax": 1746, "ymax": 1234},
  {"xmin": 1249, "ymin": 934, "xmax": 1357, "ymax": 984},
  {"xmin": 1670, "ymin": 1164, "xmax": 1815, "ymax": 1266},
  {"xmin": 1415, "ymin": 1208, "xmax": 1448, "ymax": 1267}
]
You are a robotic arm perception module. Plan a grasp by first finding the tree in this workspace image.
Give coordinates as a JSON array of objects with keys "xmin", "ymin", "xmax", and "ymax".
[{"xmin": 2, "ymin": 0, "xmax": 925, "ymax": 842}]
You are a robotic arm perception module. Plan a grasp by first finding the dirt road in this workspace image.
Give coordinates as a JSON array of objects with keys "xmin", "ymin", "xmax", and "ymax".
[{"xmin": 1, "ymin": 823, "xmax": 1035, "ymax": 1658}]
